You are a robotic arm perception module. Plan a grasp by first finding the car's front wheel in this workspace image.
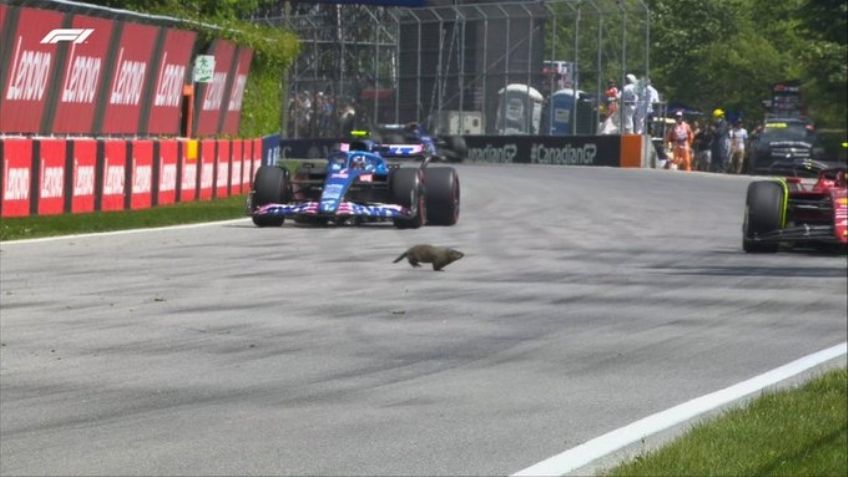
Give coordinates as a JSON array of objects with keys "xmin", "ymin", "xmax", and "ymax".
[
  {"xmin": 743, "ymin": 180, "xmax": 784, "ymax": 253},
  {"xmin": 390, "ymin": 168, "xmax": 424, "ymax": 229},
  {"xmin": 251, "ymin": 166, "xmax": 290, "ymax": 227}
]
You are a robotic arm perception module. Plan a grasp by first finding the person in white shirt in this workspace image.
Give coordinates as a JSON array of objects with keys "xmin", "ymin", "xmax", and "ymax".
[
  {"xmin": 728, "ymin": 121, "xmax": 749, "ymax": 174},
  {"xmin": 620, "ymin": 74, "xmax": 639, "ymax": 134}
]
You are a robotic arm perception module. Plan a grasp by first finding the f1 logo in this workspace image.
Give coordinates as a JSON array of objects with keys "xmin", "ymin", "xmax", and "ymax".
[{"xmin": 41, "ymin": 29, "xmax": 94, "ymax": 44}]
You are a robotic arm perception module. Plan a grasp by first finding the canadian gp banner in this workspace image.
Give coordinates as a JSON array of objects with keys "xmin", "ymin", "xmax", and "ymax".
[
  {"xmin": 129, "ymin": 140, "xmax": 153, "ymax": 210},
  {"xmin": 195, "ymin": 39, "xmax": 236, "ymax": 136},
  {"xmin": 70, "ymin": 139, "xmax": 97, "ymax": 214},
  {"xmin": 220, "ymin": 47, "xmax": 253, "ymax": 135},
  {"xmin": 37, "ymin": 139, "xmax": 67, "ymax": 216},
  {"xmin": 215, "ymin": 139, "xmax": 231, "ymax": 198},
  {"xmin": 1, "ymin": 139, "xmax": 33, "ymax": 217},
  {"xmin": 231, "ymin": 140, "xmax": 243, "ymax": 195},
  {"xmin": 101, "ymin": 140, "xmax": 127, "ymax": 211},
  {"xmin": 156, "ymin": 140, "xmax": 179, "ymax": 206},
  {"xmin": 179, "ymin": 140, "xmax": 198, "ymax": 202},
  {"xmin": 0, "ymin": 7, "xmax": 64, "ymax": 133},
  {"xmin": 99, "ymin": 22, "xmax": 158, "ymax": 134},
  {"xmin": 147, "ymin": 28, "xmax": 196, "ymax": 135},
  {"xmin": 198, "ymin": 139, "xmax": 216, "ymax": 200},
  {"xmin": 51, "ymin": 15, "xmax": 115, "ymax": 134}
]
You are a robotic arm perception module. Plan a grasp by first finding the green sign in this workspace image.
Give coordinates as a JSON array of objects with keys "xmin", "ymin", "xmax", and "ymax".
[{"xmin": 193, "ymin": 55, "xmax": 215, "ymax": 83}]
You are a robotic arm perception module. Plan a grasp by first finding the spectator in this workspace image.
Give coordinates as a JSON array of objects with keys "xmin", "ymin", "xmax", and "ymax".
[
  {"xmin": 604, "ymin": 79, "xmax": 619, "ymax": 117},
  {"xmin": 665, "ymin": 111, "xmax": 694, "ymax": 171},
  {"xmin": 634, "ymin": 77, "xmax": 659, "ymax": 135},
  {"xmin": 728, "ymin": 121, "xmax": 749, "ymax": 174},
  {"xmin": 709, "ymin": 108, "xmax": 731, "ymax": 172},
  {"xmin": 620, "ymin": 74, "xmax": 639, "ymax": 134},
  {"xmin": 692, "ymin": 120, "xmax": 713, "ymax": 171}
]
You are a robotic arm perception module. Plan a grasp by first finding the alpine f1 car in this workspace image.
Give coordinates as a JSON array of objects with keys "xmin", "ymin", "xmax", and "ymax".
[
  {"xmin": 742, "ymin": 167, "xmax": 847, "ymax": 252},
  {"xmin": 249, "ymin": 139, "xmax": 460, "ymax": 229},
  {"xmin": 341, "ymin": 124, "xmax": 467, "ymax": 162}
]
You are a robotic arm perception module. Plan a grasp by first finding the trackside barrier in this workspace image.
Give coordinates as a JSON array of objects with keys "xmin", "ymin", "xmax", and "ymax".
[
  {"xmin": 0, "ymin": 137, "xmax": 262, "ymax": 217},
  {"xmin": 198, "ymin": 139, "xmax": 216, "ymax": 201},
  {"xmin": 155, "ymin": 140, "xmax": 179, "ymax": 206},
  {"xmin": 276, "ymin": 134, "xmax": 647, "ymax": 167},
  {"xmin": 216, "ymin": 139, "xmax": 231, "ymax": 199}
]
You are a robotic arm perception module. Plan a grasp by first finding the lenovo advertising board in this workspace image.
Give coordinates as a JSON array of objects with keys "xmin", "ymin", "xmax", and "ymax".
[
  {"xmin": 37, "ymin": 139, "xmax": 67, "ymax": 216},
  {"xmin": 70, "ymin": 139, "xmax": 97, "ymax": 213},
  {"xmin": 220, "ymin": 47, "xmax": 253, "ymax": 135},
  {"xmin": 179, "ymin": 140, "xmax": 198, "ymax": 202},
  {"xmin": 156, "ymin": 140, "xmax": 178, "ymax": 205},
  {"xmin": 99, "ymin": 22, "xmax": 158, "ymax": 134},
  {"xmin": 1, "ymin": 139, "xmax": 33, "ymax": 217},
  {"xmin": 231, "ymin": 140, "xmax": 243, "ymax": 195},
  {"xmin": 215, "ymin": 139, "xmax": 230, "ymax": 198},
  {"xmin": 198, "ymin": 139, "xmax": 215, "ymax": 200},
  {"xmin": 147, "ymin": 28, "xmax": 196, "ymax": 135},
  {"xmin": 194, "ymin": 39, "xmax": 236, "ymax": 136},
  {"xmin": 129, "ymin": 140, "xmax": 153, "ymax": 209},
  {"xmin": 51, "ymin": 15, "xmax": 115, "ymax": 134},
  {"xmin": 101, "ymin": 140, "xmax": 127, "ymax": 211},
  {"xmin": 0, "ymin": 7, "xmax": 64, "ymax": 133}
]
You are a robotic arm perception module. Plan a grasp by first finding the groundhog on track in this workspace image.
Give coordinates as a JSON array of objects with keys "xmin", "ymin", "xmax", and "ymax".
[{"xmin": 393, "ymin": 244, "xmax": 464, "ymax": 271}]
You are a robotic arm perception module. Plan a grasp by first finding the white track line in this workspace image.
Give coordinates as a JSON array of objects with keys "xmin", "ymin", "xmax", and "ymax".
[
  {"xmin": 0, "ymin": 218, "xmax": 251, "ymax": 245},
  {"xmin": 513, "ymin": 342, "xmax": 848, "ymax": 477}
]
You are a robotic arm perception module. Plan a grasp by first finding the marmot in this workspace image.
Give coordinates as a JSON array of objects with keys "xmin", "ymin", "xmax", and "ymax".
[{"xmin": 393, "ymin": 244, "xmax": 464, "ymax": 271}]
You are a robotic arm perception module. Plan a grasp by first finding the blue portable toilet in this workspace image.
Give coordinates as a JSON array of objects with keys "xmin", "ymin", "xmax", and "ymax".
[{"xmin": 542, "ymin": 88, "xmax": 596, "ymax": 136}]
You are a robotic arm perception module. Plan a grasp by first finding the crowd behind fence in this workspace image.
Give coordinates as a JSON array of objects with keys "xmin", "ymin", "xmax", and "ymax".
[{"xmin": 258, "ymin": 0, "xmax": 652, "ymax": 139}]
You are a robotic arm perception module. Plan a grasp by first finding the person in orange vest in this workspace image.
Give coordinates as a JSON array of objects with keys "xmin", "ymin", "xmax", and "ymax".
[{"xmin": 665, "ymin": 110, "xmax": 694, "ymax": 171}]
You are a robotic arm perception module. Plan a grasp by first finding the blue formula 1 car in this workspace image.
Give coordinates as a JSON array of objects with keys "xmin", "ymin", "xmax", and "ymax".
[
  {"xmin": 249, "ymin": 140, "xmax": 460, "ymax": 229},
  {"xmin": 347, "ymin": 124, "xmax": 466, "ymax": 163}
]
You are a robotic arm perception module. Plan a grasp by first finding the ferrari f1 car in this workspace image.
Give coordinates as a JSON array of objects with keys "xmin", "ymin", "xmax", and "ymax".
[
  {"xmin": 249, "ymin": 140, "xmax": 460, "ymax": 229},
  {"xmin": 742, "ymin": 167, "xmax": 847, "ymax": 252}
]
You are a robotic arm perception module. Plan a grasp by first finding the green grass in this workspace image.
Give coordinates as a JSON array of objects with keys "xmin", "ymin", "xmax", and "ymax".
[
  {"xmin": 606, "ymin": 367, "xmax": 848, "ymax": 477},
  {"xmin": 0, "ymin": 194, "xmax": 249, "ymax": 242}
]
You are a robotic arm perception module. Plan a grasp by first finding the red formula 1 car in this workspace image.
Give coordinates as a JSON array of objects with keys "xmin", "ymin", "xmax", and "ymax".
[{"xmin": 743, "ymin": 167, "xmax": 848, "ymax": 252}]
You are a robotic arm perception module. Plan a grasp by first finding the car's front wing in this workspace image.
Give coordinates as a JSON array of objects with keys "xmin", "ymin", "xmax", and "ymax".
[
  {"xmin": 254, "ymin": 201, "xmax": 411, "ymax": 218},
  {"xmin": 750, "ymin": 224, "xmax": 847, "ymax": 244}
]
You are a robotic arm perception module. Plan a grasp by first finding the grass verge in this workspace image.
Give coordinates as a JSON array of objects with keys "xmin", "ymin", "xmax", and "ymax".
[
  {"xmin": 0, "ymin": 194, "xmax": 248, "ymax": 242},
  {"xmin": 606, "ymin": 366, "xmax": 848, "ymax": 477}
]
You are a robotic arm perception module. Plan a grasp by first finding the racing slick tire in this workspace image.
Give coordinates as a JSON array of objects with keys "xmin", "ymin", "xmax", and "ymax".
[
  {"xmin": 251, "ymin": 165, "xmax": 290, "ymax": 227},
  {"xmin": 390, "ymin": 168, "xmax": 425, "ymax": 229},
  {"xmin": 424, "ymin": 167, "xmax": 460, "ymax": 226},
  {"xmin": 440, "ymin": 136, "xmax": 468, "ymax": 162},
  {"xmin": 743, "ymin": 180, "xmax": 784, "ymax": 253}
]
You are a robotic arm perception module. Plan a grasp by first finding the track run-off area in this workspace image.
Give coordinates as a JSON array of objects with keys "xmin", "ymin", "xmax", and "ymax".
[{"xmin": 1, "ymin": 164, "xmax": 846, "ymax": 475}]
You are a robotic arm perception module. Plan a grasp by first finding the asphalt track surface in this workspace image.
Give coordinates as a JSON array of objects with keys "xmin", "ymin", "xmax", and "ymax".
[{"xmin": 1, "ymin": 164, "xmax": 846, "ymax": 476}]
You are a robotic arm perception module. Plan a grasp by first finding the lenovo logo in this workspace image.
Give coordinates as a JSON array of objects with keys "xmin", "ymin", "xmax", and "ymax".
[
  {"xmin": 109, "ymin": 48, "xmax": 147, "ymax": 106},
  {"xmin": 61, "ymin": 54, "xmax": 102, "ymax": 104},
  {"xmin": 41, "ymin": 29, "xmax": 94, "ymax": 44},
  {"xmin": 153, "ymin": 53, "xmax": 186, "ymax": 108},
  {"xmin": 202, "ymin": 72, "xmax": 227, "ymax": 111},
  {"xmin": 5, "ymin": 37, "xmax": 52, "ymax": 101}
]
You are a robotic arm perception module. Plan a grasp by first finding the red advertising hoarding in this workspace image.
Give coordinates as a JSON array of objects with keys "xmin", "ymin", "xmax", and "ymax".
[
  {"xmin": 215, "ymin": 139, "xmax": 230, "ymax": 198},
  {"xmin": 221, "ymin": 48, "xmax": 253, "ymax": 135},
  {"xmin": 157, "ymin": 140, "xmax": 178, "ymax": 205},
  {"xmin": 100, "ymin": 22, "xmax": 158, "ymax": 134},
  {"xmin": 37, "ymin": 139, "xmax": 66, "ymax": 216},
  {"xmin": 1, "ymin": 139, "xmax": 33, "ymax": 217},
  {"xmin": 101, "ymin": 140, "xmax": 126, "ymax": 211},
  {"xmin": 130, "ymin": 140, "xmax": 153, "ymax": 210},
  {"xmin": 241, "ymin": 139, "xmax": 252, "ymax": 191},
  {"xmin": 179, "ymin": 143, "xmax": 197, "ymax": 202},
  {"xmin": 0, "ymin": 7, "xmax": 64, "ymax": 133},
  {"xmin": 51, "ymin": 15, "xmax": 115, "ymax": 134},
  {"xmin": 147, "ymin": 28, "xmax": 196, "ymax": 135},
  {"xmin": 71, "ymin": 139, "xmax": 97, "ymax": 213},
  {"xmin": 198, "ymin": 139, "xmax": 215, "ymax": 200},
  {"xmin": 195, "ymin": 39, "xmax": 236, "ymax": 136},
  {"xmin": 231, "ymin": 140, "xmax": 243, "ymax": 195}
]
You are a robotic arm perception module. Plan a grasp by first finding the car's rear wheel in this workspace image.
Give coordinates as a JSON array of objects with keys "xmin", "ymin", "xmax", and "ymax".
[
  {"xmin": 390, "ymin": 168, "xmax": 424, "ymax": 229},
  {"xmin": 251, "ymin": 165, "xmax": 290, "ymax": 227},
  {"xmin": 424, "ymin": 167, "xmax": 460, "ymax": 226},
  {"xmin": 743, "ymin": 180, "xmax": 784, "ymax": 253}
]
